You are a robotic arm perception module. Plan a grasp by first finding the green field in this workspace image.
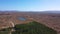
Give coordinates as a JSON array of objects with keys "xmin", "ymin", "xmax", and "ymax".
[{"xmin": 12, "ymin": 21, "xmax": 57, "ymax": 34}]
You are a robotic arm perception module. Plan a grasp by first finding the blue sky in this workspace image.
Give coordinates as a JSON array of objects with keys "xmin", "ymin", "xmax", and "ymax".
[{"xmin": 0, "ymin": 0, "xmax": 60, "ymax": 11}]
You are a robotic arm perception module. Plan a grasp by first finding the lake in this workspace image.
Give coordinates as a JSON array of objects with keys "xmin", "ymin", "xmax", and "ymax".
[{"xmin": 18, "ymin": 17, "xmax": 26, "ymax": 21}]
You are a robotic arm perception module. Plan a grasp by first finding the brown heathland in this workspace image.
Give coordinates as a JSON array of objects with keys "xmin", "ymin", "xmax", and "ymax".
[{"xmin": 0, "ymin": 12, "xmax": 60, "ymax": 34}]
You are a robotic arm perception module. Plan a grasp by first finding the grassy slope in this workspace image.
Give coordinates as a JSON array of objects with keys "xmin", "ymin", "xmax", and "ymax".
[{"xmin": 12, "ymin": 21, "xmax": 57, "ymax": 34}]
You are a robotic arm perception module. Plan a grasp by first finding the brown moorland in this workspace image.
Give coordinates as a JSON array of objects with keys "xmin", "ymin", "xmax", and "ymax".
[{"xmin": 0, "ymin": 11, "xmax": 60, "ymax": 34}]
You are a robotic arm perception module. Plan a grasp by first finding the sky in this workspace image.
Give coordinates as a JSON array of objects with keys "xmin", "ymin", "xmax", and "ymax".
[{"xmin": 0, "ymin": 0, "xmax": 60, "ymax": 11}]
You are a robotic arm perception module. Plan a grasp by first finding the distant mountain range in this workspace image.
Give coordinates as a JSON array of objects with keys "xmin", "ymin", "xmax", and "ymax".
[
  {"xmin": 42, "ymin": 11, "xmax": 60, "ymax": 13},
  {"xmin": 0, "ymin": 11, "xmax": 60, "ymax": 14}
]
